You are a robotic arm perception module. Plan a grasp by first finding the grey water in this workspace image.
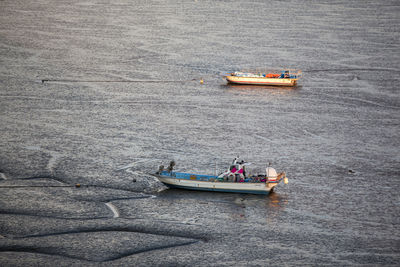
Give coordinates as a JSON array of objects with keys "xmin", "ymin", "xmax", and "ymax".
[{"xmin": 0, "ymin": 0, "xmax": 399, "ymax": 265}]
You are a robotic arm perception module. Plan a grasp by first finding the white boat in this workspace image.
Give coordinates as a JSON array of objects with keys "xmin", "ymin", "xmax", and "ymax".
[{"xmin": 155, "ymin": 159, "xmax": 288, "ymax": 195}]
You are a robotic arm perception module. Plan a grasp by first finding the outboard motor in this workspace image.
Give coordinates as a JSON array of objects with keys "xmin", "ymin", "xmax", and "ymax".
[{"xmin": 266, "ymin": 167, "xmax": 278, "ymax": 182}]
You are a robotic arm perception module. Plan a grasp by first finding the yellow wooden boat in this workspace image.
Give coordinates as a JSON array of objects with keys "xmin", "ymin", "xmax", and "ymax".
[{"xmin": 224, "ymin": 69, "xmax": 301, "ymax": 86}]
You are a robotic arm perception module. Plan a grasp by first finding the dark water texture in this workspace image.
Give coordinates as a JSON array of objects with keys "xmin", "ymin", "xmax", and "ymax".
[{"xmin": 0, "ymin": 0, "xmax": 399, "ymax": 266}]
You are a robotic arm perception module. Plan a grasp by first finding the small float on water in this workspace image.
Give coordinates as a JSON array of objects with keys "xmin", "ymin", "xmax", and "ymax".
[
  {"xmin": 224, "ymin": 69, "xmax": 301, "ymax": 86},
  {"xmin": 155, "ymin": 158, "xmax": 288, "ymax": 195}
]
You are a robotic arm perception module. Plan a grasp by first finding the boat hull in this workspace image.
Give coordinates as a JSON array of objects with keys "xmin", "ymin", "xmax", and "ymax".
[
  {"xmin": 156, "ymin": 175, "xmax": 277, "ymax": 195},
  {"xmin": 225, "ymin": 75, "xmax": 297, "ymax": 86}
]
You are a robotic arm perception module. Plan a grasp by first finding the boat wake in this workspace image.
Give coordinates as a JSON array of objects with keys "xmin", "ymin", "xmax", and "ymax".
[
  {"xmin": 105, "ymin": 202, "xmax": 120, "ymax": 218},
  {"xmin": 0, "ymin": 172, "xmax": 7, "ymax": 180}
]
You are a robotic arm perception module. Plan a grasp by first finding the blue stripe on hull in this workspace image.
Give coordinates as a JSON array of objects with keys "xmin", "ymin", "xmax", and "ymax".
[{"xmin": 162, "ymin": 182, "xmax": 270, "ymax": 195}]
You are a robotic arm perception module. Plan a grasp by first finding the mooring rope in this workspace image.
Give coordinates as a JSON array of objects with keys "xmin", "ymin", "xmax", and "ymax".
[{"xmin": 41, "ymin": 78, "xmax": 199, "ymax": 84}]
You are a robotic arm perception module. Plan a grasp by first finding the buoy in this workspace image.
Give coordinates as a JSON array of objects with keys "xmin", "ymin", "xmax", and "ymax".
[
  {"xmin": 132, "ymin": 178, "xmax": 137, "ymax": 182},
  {"xmin": 200, "ymin": 78, "xmax": 204, "ymax": 84},
  {"xmin": 75, "ymin": 183, "xmax": 81, "ymax": 188}
]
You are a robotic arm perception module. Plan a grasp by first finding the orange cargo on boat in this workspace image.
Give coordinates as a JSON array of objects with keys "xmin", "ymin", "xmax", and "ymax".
[{"xmin": 265, "ymin": 73, "xmax": 280, "ymax": 78}]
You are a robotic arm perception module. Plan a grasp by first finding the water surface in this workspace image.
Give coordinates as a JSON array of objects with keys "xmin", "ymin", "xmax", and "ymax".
[{"xmin": 0, "ymin": 0, "xmax": 399, "ymax": 265}]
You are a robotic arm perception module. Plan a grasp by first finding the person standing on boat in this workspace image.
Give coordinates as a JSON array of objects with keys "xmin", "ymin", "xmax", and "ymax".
[
  {"xmin": 217, "ymin": 157, "xmax": 246, "ymax": 182},
  {"xmin": 218, "ymin": 160, "xmax": 237, "ymax": 181},
  {"xmin": 232, "ymin": 158, "xmax": 245, "ymax": 181},
  {"xmin": 229, "ymin": 164, "xmax": 239, "ymax": 182}
]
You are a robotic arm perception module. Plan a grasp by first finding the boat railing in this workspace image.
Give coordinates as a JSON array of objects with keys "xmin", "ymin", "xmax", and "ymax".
[{"xmin": 160, "ymin": 171, "xmax": 286, "ymax": 184}]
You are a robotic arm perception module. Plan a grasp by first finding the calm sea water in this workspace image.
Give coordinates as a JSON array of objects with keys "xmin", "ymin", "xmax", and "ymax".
[{"xmin": 0, "ymin": 0, "xmax": 399, "ymax": 265}]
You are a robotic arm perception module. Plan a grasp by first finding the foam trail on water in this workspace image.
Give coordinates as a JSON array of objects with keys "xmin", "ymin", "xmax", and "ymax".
[
  {"xmin": 105, "ymin": 202, "xmax": 120, "ymax": 218},
  {"xmin": 47, "ymin": 151, "xmax": 63, "ymax": 175}
]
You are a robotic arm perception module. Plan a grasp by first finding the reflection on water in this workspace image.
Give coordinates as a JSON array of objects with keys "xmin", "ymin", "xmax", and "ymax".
[
  {"xmin": 239, "ymin": 192, "xmax": 289, "ymax": 223},
  {"xmin": 156, "ymin": 188, "xmax": 288, "ymax": 224},
  {"xmin": 242, "ymin": 191, "xmax": 288, "ymax": 209},
  {"xmin": 221, "ymin": 83, "xmax": 301, "ymax": 97}
]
